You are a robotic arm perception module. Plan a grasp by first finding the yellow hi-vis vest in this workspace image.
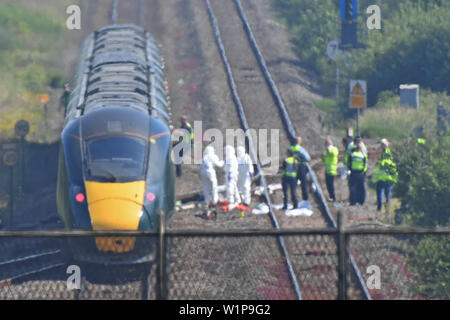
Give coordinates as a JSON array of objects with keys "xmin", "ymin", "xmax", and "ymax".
[
  {"xmin": 283, "ymin": 157, "xmax": 297, "ymax": 178},
  {"xmin": 323, "ymin": 146, "xmax": 339, "ymax": 176},
  {"xmin": 290, "ymin": 144, "xmax": 306, "ymax": 165},
  {"xmin": 372, "ymin": 158, "xmax": 398, "ymax": 183},
  {"xmin": 182, "ymin": 122, "xmax": 194, "ymax": 142},
  {"xmin": 350, "ymin": 150, "xmax": 367, "ymax": 173},
  {"xmin": 186, "ymin": 122, "xmax": 194, "ymax": 140}
]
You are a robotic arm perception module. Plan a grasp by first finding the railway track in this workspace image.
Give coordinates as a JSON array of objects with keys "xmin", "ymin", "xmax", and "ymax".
[
  {"xmin": 160, "ymin": 0, "xmax": 326, "ymax": 300},
  {"xmin": 194, "ymin": 0, "xmax": 370, "ymax": 299},
  {"xmin": 0, "ymin": 238, "xmax": 65, "ymax": 282}
]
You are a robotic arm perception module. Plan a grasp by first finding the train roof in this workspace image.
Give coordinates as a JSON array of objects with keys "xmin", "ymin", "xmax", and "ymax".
[{"xmin": 65, "ymin": 24, "xmax": 170, "ymax": 128}]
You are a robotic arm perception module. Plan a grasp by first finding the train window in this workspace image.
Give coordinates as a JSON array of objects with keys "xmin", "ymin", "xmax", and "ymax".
[{"xmin": 85, "ymin": 136, "xmax": 147, "ymax": 182}]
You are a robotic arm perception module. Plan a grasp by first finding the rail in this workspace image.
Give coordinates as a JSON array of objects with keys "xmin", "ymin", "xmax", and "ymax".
[
  {"xmin": 231, "ymin": 0, "xmax": 371, "ymax": 299},
  {"xmin": 205, "ymin": 0, "xmax": 303, "ymax": 300}
]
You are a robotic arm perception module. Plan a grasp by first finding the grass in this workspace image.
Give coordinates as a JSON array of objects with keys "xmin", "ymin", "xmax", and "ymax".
[
  {"xmin": 313, "ymin": 98, "xmax": 339, "ymax": 114},
  {"xmin": 357, "ymin": 90, "xmax": 450, "ymax": 139},
  {"xmin": 0, "ymin": 2, "xmax": 70, "ymax": 142}
]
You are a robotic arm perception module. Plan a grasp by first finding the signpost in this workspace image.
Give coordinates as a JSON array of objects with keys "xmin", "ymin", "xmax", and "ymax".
[
  {"xmin": 326, "ymin": 39, "xmax": 347, "ymax": 100},
  {"xmin": 349, "ymin": 80, "xmax": 367, "ymax": 136}
]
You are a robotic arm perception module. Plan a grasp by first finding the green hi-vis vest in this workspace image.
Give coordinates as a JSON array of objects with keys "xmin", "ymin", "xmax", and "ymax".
[
  {"xmin": 350, "ymin": 150, "xmax": 367, "ymax": 173},
  {"xmin": 344, "ymin": 142, "xmax": 367, "ymax": 168},
  {"xmin": 372, "ymin": 157, "xmax": 398, "ymax": 184},
  {"xmin": 417, "ymin": 138, "xmax": 426, "ymax": 145},
  {"xmin": 183, "ymin": 122, "xmax": 194, "ymax": 141},
  {"xmin": 283, "ymin": 157, "xmax": 297, "ymax": 178},
  {"xmin": 290, "ymin": 144, "xmax": 304, "ymax": 164},
  {"xmin": 323, "ymin": 146, "xmax": 339, "ymax": 176},
  {"xmin": 380, "ymin": 147, "xmax": 392, "ymax": 160}
]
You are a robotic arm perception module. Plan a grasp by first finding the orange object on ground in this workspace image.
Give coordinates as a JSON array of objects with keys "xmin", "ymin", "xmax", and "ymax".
[{"xmin": 236, "ymin": 204, "xmax": 252, "ymax": 211}]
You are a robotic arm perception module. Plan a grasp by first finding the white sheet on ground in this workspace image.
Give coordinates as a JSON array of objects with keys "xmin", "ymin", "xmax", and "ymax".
[
  {"xmin": 285, "ymin": 208, "xmax": 313, "ymax": 217},
  {"xmin": 252, "ymin": 203, "xmax": 269, "ymax": 214}
]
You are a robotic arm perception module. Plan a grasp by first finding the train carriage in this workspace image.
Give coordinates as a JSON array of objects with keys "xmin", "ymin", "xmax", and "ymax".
[{"xmin": 57, "ymin": 24, "xmax": 174, "ymax": 265}]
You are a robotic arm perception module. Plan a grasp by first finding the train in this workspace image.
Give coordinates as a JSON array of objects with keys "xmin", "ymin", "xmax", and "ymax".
[{"xmin": 56, "ymin": 24, "xmax": 175, "ymax": 265}]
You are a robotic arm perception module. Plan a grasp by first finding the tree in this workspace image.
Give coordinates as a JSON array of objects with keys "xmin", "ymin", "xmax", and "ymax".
[
  {"xmin": 393, "ymin": 133, "xmax": 450, "ymax": 227},
  {"xmin": 393, "ymin": 132, "xmax": 450, "ymax": 299}
]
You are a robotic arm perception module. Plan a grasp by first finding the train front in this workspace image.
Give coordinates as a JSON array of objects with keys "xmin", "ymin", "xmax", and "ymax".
[{"xmin": 57, "ymin": 107, "xmax": 174, "ymax": 265}]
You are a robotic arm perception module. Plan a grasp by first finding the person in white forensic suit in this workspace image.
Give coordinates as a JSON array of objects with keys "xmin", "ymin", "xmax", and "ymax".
[
  {"xmin": 224, "ymin": 145, "xmax": 241, "ymax": 206},
  {"xmin": 236, "ymin": 146, "xmax": 254, "ymax": 206},
  {"xmin": 200, "ymin": 146, "xmax": 224, "ymax": 207}
]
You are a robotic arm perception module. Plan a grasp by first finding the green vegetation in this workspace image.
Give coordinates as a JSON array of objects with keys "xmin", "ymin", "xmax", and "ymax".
[
  {"xmin": 407, "ymin": 236, "xmax": 450, "ymax": 299},
  {"xmin": 358, "ymin": 90, "xmax": 450, "ymax": 138},
  {"xmin": 313, "ymin": 98, "xmax": 339, "ymax": 114},
  {"xmin": 394, "ymin": 134, "xmax": 450, "ymax": 227},
  {"xmin": 271, "ymin": 0, "xmax": 450, "ymax": 103},
  {"xmin": 272, "ymin": 1, "xmax": 450, "ymax": 139},
  {"xmin": 392, "ymin": 133, "xmax": 450, "ymax": 298},
  {"xmin": 0, "ymin": 2, "xmax": 68, "ymax": 141}
]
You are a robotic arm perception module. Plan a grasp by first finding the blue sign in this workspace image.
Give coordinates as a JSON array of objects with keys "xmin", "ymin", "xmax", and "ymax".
[{"xmin": 340, "ymin": 0, "xmax": 358, "ymax": 21}]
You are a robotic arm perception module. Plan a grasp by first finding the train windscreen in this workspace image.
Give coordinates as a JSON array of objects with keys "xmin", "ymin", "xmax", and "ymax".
[{"xmin": 85, "ymin": 136, "xmax": 147, "ymax": 182}]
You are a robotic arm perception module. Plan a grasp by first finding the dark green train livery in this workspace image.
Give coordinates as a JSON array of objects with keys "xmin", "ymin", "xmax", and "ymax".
[{"xmin": 57, "ymin": 24, "xmax": 174, "ymax": 264}]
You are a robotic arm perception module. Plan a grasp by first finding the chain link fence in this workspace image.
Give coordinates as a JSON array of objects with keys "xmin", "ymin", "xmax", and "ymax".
[{"xmin": 0, "ymin": 223, "xmax": 448, "ymax": 300}]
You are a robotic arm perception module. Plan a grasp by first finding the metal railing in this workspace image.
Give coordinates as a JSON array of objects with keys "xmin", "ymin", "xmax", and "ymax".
[{"xmin": 0, "ymin": 211, "xmax": 448, "ymax": 300}]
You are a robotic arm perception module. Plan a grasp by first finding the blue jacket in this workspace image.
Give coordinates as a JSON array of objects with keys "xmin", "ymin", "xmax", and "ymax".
[{"xmin": 290, "ymin": 144, "xmax": 311, "ymax": 164}]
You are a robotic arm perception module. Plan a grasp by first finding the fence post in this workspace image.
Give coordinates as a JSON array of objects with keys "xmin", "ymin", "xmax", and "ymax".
[
  {"xmin": 337, "ymin": 210, "xmax": 347, "ymax": 300},
  {"xmin": 156, "ymin": 209, "xmax": 167, "ymax": 300}
]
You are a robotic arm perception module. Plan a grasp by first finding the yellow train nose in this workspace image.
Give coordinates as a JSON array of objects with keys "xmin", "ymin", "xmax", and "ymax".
[
  {"xmin": 88, "ymin": 198, "xmax": 143, "ymax": 230},
  {"xmin": 84, "ymin": 181, "xmax": 146, "ymax": 252}
]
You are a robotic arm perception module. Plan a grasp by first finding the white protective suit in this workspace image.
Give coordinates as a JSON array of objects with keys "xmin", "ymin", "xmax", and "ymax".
[
  {"xmin": 237, "ymin": 146, "xmax": 254, "ymax": 205},
  {"xmin": 200, "ymin": 146, "xmax": 224, "ymax": 205},
  {"xmin": 224, "ymin": 145, "xmax": 241, "ymax": 205}
]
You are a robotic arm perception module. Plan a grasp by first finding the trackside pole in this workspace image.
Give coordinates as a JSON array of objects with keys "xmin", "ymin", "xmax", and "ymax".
[
  {"xmin": 337, "ymin": 210, "xmax": 347, "ymax": 300},
  {"xmin": 336, "ymin": 64, "xmax": 340, "ymax": 100},
  {"xmin": 156, "ymin": 209, "xmax": 167, "ymax": 300},
  {"xmin": 356, "ymin": 108, "xmax": 360, "ymax": 136}
]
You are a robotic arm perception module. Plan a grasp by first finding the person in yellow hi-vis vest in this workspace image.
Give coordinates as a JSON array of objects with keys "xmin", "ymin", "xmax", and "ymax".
[
  {"xmin": 322, "ymin": 137, "xmax": 339, "ymax": 203},
  {"xmin": 281, "ymin": 148, "xmax": 298, "ymax": 210},
  {"xmin": 372, "ymin": 139, "xmax": 398, "ymax": 212},
  {"xmin": 348, "ymin": 137, "xmax": 368, "ymax": 206},
  {"xmin": 290, "ymin": 136, "xmax": 311, "ymax": 207}
]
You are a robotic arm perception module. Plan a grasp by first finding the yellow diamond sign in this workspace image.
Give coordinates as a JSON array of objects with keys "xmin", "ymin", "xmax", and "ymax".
[{"xmin": 349, "ymin": 80, "xmax": 367, "ymax": 109}]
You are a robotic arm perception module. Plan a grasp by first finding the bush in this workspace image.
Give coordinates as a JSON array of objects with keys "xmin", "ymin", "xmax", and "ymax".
[
  {"xmin": 392, "ymin": 133, "xmax": 450, "ymax": 299},
  {"xmin": 393, "ymin": 134, "xmax": 450, "ymax": 227},
  {"xmin": 407, "ymin": 236, "xmax": 450, "ymax": 299},
  {"xmin": 48, "ymin": 71, "xmax": 65, "ymax": 89}
]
